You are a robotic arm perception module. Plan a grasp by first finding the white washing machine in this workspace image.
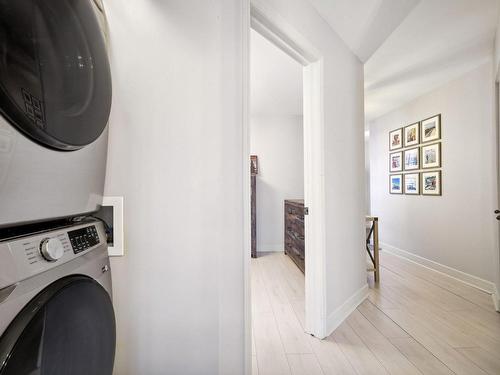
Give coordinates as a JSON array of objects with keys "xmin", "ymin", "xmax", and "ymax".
[
  {"xmin": 0, "ymin": 220, "xmax": 115, "ymax": 374},
  {"xmin": 0, "ymin": 0, "xmax": 112, "ymax": 228}
]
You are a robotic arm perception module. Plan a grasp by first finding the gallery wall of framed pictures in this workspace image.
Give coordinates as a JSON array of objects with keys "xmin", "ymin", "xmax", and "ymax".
[{"xmin": 389, "ymin": 114, "xmax": 442, "ymax": 196}]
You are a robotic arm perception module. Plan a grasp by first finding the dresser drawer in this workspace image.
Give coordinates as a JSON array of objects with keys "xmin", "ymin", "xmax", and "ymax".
[
  {"xmin": 287, "ymin": 245, "xmax": 304, "ymax": 273},
  {"xmin": 284, "ymin": 199, "xmax": 305, "ymax": 273},
  {"xmin": 286, "ymin": 221, "xmax": 304, "ymax": 237}
]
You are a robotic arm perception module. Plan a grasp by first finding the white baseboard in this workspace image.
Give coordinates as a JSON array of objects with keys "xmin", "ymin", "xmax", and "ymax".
[
  {"xmin": 257, "ymin": 244, "xmax": 283, "ymax": 252},
  {"xmin": 493, "ymin": 285, "xmax": 500, "ymax": 312},
  {"xmin": 381, "ymin": 242, "xmax": 496, "ymax": 294},
  {"xmin": 325, "ymin": 284, "xmax": 369, "ymax": 336}
]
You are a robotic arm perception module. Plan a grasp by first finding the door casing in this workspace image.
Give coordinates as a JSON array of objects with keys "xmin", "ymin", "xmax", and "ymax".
[{"xmin": 243, "ymin": 2, "xmax": 328, "ymax": 373}]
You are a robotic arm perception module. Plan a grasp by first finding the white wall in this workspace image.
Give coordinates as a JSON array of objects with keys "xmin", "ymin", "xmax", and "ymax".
[
  {"xmin": 495, "ymin": 12, "xmax": 500, "ymax": 75},
  {"xmin": 104, "ymin": 0, "xmax": 365, "ymax": 371},
  {"xmin": 251, "ymin": 30, "xmax": 303, "ymax": 116},
  {"xmin": 370, "ymin": 62, "xmax": 498, "ymax": 286},
  {"xmin": 250, "ymin": 115, "xmax": 304, "ymax": 251},
  {"xmin": 365, "ymin": 130, "xmax": 371, "ymax": 214},
  {"xmin": 104, "ymin": 1, "xmax": 246, "ymax": 374},
  {"xmin": 255, "ymin": 0, "xmax": 366, "ymax": 332}
]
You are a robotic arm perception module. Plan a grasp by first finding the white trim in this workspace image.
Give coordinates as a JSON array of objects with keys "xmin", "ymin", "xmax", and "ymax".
[
  {"xmin": 102, "ymin": 196, "xmax": 124, "ymax": 257},
  {"xmin": 249, "ymin": 0, "xmax": 327, "ymax": 340},
  {"xmin": 251, "ymin": 13, "xmax": 308, "ymax": 66},
  {"xmin": 242, "ymin": 1, "xmax": 252, "ymax": 374},
  {"xmin": 494, "ymin": 72, "xmax": 500, "ymax": 314},
  {"xmin": 303, "ymin": 60, "xmax": 327, "ymax": 338},
  {"xmin": 250, "ymin": 0, "xmax": 320, "ymax": 66},
  {"xmin": 381, "ymin": 242, "xmax": 496, "ymax": 294},
  {"xmin": 493, "ymin": 285, "xmax": 500, "ymax": 312},
  {"xmin": 326, "ymin": 284, "xmax": 369, "ymax": 336}
]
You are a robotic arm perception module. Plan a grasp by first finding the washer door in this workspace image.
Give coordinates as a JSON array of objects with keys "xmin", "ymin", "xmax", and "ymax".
[
  {"xmin": 0, "ymin": 276, "xmax": 115, "ymax": 375},
  {"xmin": 0, "ymin": 0, "xmax": 112, "ymax": 151}
]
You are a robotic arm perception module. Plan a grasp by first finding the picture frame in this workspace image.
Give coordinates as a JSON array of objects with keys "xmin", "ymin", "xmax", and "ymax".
[
  {"xmin": 404, "ymin": 173, "xmax": 420, "ymax": 195},
  {"xmin": 389, "ymin": 151, "xmax": 403, "ymax": 172},
  {"xmin": 421, "ymin": 114, "xmax": 441, "ymax": 143},
  {"xmin": 421, "ymin": 142, "xmax": 441, "ymax": 169},
  {"xmin": 389, "ymin": 174, "xmax": 403, "ymax": 194},
  {"xmin": 422, "ymin": 170, "xmax": 442, "ymax": 196},
  {"xmin": 404, "ymin": 122, "xmax": 420, "ymax": 147},
  {"xmin": 404, "ymin": 147, "xmax": 420, "ymax": 170},
  {"xmin": 389, "ymin": 128, "xmax": 403, "ymax": 150},
  {"xmin": 250, "ymin": 155, "xmax": 258, "ymax": 175}
]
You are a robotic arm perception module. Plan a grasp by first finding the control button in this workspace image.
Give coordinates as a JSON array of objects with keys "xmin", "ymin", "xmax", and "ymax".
[{"xmin": 40, "ymin": 238, "xmax": 64, "ymax": 262}]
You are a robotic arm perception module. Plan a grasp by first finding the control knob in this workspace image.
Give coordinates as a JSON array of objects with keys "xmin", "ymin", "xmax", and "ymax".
[{"xmin": 40, "ymin": 238, "xmax": 64, "ymax": 262}]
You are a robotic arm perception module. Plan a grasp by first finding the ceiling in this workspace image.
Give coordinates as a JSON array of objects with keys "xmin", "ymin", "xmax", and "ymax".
[
  {"xmin": 306, "ymin": 0, "xmax": 420, "ymax": 62},
  {"xmin": 364, "ymin": 0, "xmax": 499, "ymax": 122},
  {"xmin": 250, "ymin": 0, "xmax": 499, "ymax": 122},
  {"xmin": 250, "ymin": 29, "xmax": 303, "ymax": 117}
]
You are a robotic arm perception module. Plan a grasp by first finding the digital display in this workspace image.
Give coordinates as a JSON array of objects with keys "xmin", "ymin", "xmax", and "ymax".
[{"xmin": 68, "ymin": 225, "xmax": 100, "ymax": 254}]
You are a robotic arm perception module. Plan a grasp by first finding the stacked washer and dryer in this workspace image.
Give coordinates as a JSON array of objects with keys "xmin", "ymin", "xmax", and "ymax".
[{"xmin": 0, "ymin": 0, "xmax": 116, "ymax": 374}]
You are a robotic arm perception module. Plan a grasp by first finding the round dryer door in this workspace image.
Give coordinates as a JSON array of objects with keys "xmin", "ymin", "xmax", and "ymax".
[
  {"xmin": 0, "ymin": 0, "xmax": 112, "ymax": 151},
  {"xmin": 0, "ymin": 276, "xmax": 115, "ymax": 375}
]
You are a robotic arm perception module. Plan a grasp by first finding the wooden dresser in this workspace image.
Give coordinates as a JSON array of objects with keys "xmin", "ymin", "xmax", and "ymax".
[{"xmin": 284, "ymin": 199, "xmax": 305, "ymax": 273}]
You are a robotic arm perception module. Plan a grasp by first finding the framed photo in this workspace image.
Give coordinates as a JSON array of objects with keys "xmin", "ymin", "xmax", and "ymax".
[
  {"xmin": 389, "ymin": 151, "xmax": 403, "ymax": 172},
  {"xmin": 404, "ymin": 147, "xmax": 420, "ymax": 170},
  {"xmin": 422, "ymin": 170, "xmax": 442, "ymax": 196},
  {"xmin": 389, "ymin": 174, "xmax": 403, "ymax": 194},
  {"xmin": 404, "ymin": 122, "xmax": 419, "ymax": 147},
  {"xmin": 404, "ymin": 173, "xmax": 420, "ymax": 195},
  {"xmin": 421, "ymin": 142, "xmax": 441, "ymax": 169},
  {"xmin": 421, "ymin": 114, "xmax": 441, "ymax": 143},
  {"xmin": 250, "ymin": 155, "xmax": 258, "ymax": 175},
  {"xmin": 389, "ymin": 128, "xmax": 403, "ymax": 150}
]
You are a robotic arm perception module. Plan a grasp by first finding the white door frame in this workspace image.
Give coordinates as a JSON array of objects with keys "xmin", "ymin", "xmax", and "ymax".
[
  {"xmin": 493, "ymin": 67, "xmax": 500, "ymax": 312},
  {"xmin": 244, "ymin": 4, "xmax": 327, "ymax": 368}
]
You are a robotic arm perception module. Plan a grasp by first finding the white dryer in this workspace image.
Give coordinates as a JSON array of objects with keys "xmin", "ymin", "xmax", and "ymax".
[
  {"xmin": 0, "ymin": 220, "xmax": 115, "ymax": 374},
  {"xmin": 0, "ymin": 0, "xmax": 112, "ymax": 227}
]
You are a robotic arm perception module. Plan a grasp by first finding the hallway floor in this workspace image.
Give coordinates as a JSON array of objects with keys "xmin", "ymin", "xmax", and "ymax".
[{"xmin": 251, "ymin": 251, "xmax": 500, "ymax": 375}]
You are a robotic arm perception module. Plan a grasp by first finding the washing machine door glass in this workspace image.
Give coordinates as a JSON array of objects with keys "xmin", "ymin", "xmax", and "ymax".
[
  {"xmin": 0, "ymin": 0, "xmax": 112, "ymax": 151},
  {"xmin": 0, "ymin": 276, "xmax": 115, "ymax": 375}
]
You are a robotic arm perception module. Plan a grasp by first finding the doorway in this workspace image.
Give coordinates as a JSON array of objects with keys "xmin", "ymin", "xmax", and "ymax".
[
  {"xmin": 245, "ymin": 5, "xmax": 328, "ymax": 373},
  {"xmin": 250, "ymin": 28, "xmax": 304, "ymax": 257},
  {"xmin": 249, "ymin": 25, "xmax": 306, "ymax": 371}
]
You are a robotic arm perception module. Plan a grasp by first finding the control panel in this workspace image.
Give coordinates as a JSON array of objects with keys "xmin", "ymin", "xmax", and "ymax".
[
  {"xmin": 22, "ymin": 233, "xmax": 72, "ymax": 266},
  {"xmin": 0, "ymin": 221, "xmax": 106, "ymax": 290},
  {"xmin": 68, "ymin": 225, "xmax": 100, "ymax": 254}
]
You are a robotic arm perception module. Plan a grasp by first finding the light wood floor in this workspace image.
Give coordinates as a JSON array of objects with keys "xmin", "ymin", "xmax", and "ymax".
[{"xmin": 251, "ymin": 251, "xmax": 500, "ymax": 375}]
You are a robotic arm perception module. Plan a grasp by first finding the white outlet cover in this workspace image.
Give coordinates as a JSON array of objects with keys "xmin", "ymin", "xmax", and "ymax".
[{"xmin": 102, "ymin": 196, "xmax": 124, "ymax": 256}]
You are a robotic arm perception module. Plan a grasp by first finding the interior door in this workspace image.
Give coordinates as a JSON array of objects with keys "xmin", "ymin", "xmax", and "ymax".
[
  {"xmin": 0, "ymin": 0, "xmax": 112, "ymax": 151},
  {"xmin": 0, "ymin": 276, "xmax": 115, "ymax": 374},
  {"xmin": 495, "ymin": 82, "xmax": 500, "ymax": 311}
]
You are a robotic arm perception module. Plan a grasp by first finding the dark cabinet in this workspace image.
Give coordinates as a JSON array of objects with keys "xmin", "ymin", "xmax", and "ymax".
[
  {"xmin": 251, "ymin": 175, "xmax": 257, "ymax": 258},
  {"xmin": 250, "ymin": 155, "xmax": 258, "ymax": 258},
  {"xmin": 284, "ymin": 199, "xmax": 305, "ymax": 273}
]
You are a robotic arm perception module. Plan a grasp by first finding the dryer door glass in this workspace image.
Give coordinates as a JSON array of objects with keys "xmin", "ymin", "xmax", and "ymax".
[
  {"xmin": 0, "ymin": 0, "xmax": 112, "ymax": 150},
  {"xmin": 0, "ymin": 276, "xmax": 115, "ymax": 375}
]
